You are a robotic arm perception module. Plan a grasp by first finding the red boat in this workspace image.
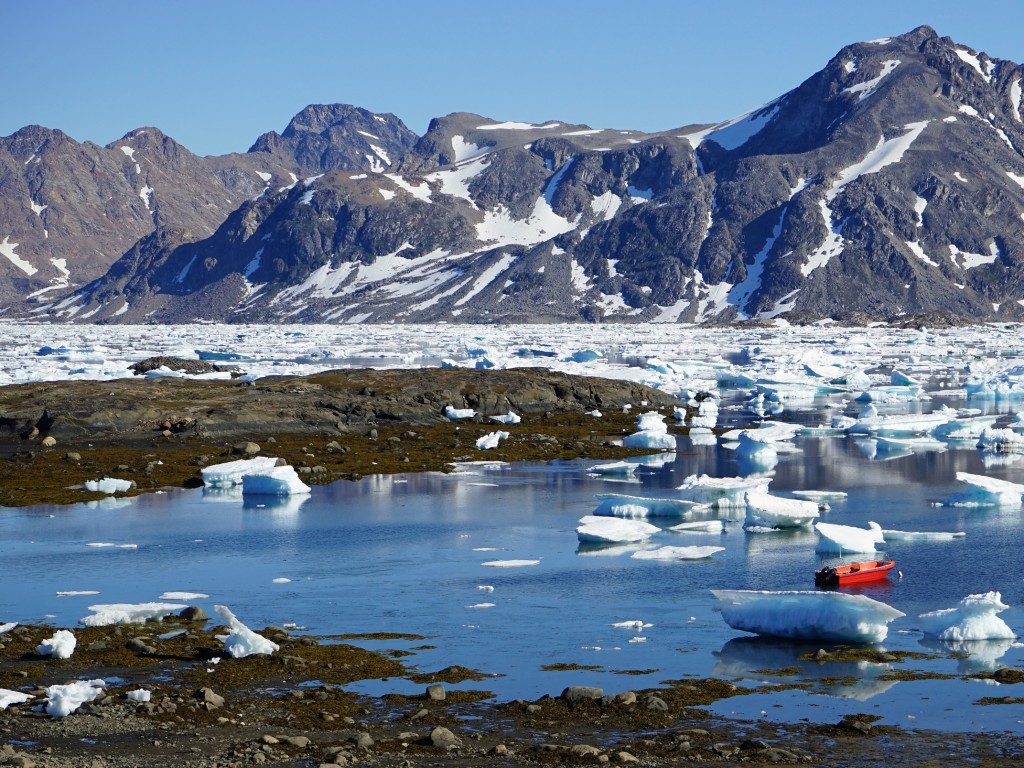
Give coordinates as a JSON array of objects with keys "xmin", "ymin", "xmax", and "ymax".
[{"xmin": 814, "ymin": 559, "xmax": 896, "ymax": 587}]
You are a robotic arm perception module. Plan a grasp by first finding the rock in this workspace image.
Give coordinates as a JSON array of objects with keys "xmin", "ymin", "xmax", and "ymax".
[
  {"xmin": 615, "ymin": 752, "xmax": 639, "ymax": 763},
  {"xmin": 490, "ymin": 744, "xmax": 508, "ymax": 756},
  {"xmin": 233, "ymin": 441, "xmax": 261, "ymax": 456},
  {"xmin": 260, "ymin": 736, "xmax": 280, "ymax": 745},
  {"xmin": 286, "ymin": 736, "xmax": 311, "ymax": 748},
  {"xmin": 814, "ymin": 648, "xmax": 831, "ymax": 660},
  {"xmin": 410, "ymin": 708, "xmax": 430, "ymax": 721},
  {"xmin": 429, "ymin": 726, "xmax": 461, "ymax": 749},
  {"xmin": 741, "ymin": 739, "xmax": 771, "ymax": 751},
  {"xmin": 125, "ymin": 637, "xmax": 157, "ymax": 655},
  {"xmin": 64, "ymin": 451, "xmax": 81, "ymax": 462},
  {"xmin": 614, "ymin": 691, "xmax": 637, "ymax": 706},
  {"xmin": 560, "ymin": 685, "xmax": 603, "ymax": 703},
  {"xmin": 194, "ymin": 687, "xmax": 225, "ymax": 709},
  {"xmin": 643, "ymin": 694, "xmax": 668, "ymax": 711},
  {"xmin": 426, "ymin": 683, "xmax": 446, "ymax": 701},
  {"xmin": 179, "ymin": 606, "xmax": 208, "ymax": 621},
  {"xmin": 349, "ymin": 732, "xmax": 374, "ymax": 749},
  {"xmin": 9, "ymin": 755, "xmax": 35, "ymax": 768},
  {"xmin": 40, "ymin": 436, "xmax": 56, "ymax": 447},
  {"xmin": 994, "ymin": 667, "xmax": 1024, "ymax": 684},
  {"xmin": 570, "ymin": 745, "xmax": 603, "ymax": 757}
]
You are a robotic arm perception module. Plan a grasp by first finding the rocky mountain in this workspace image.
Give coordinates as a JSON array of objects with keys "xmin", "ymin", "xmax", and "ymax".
[{"xmin": 10, "ymin": 26, "xmax": 1024, "ymax": 325}]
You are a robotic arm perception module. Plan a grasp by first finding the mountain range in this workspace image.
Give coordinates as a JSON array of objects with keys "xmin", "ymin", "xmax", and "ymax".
[{"xmin": 4, "ymin": 25, "xmax": 1024, "ymax": 326}]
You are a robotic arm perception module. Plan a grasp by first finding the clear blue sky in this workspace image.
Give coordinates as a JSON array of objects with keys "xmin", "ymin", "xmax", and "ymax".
[{"xmin": 3, "ymin": 0, "xmax": 1022, "ymax": 157}]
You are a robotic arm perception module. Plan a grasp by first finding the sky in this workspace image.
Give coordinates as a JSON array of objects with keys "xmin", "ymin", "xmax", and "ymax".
[{"xmin": 3, "ymin": 0, "xmax": 1024, "ymax": 157}]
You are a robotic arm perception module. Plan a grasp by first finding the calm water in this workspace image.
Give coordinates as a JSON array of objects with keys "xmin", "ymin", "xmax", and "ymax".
[{"xmin": 2, "ymin": 398, "xmax": 1024, "ymax": 734}]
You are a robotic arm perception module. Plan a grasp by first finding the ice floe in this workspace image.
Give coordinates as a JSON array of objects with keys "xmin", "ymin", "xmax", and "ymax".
[
  {"xmin": 918, "ymin": 592, "xmax": 1017, "ymax": 641},
  {"xmin": 880, "ymin": 528, "xmax": 965, "ymax": 541},
  {"xmin": 745, "ymin": 492, "xmax": 820, "ymax": 529},
  {"xmin": 214, "ymin": 604, "xmax": 280, "ymax": 658},
  {"xmin": 814, "ymin": 521, "xmax": 882, "ymax": 554},
  {"xmin": 678, "ymin": 474, "xmax": 770, "ymax": 508},
  {"xmin": 712, "ymin": 589, "xmax": 905, "ymax": 643},
  {"xmin": 84, "ymin": 477, "xmax": 133, "ymax": 494},
  {"xmin": 576, "ymin": 515, "xmax": 660, "ymax": 543},
  {"xmin": 621, "ymin": 411, "xmax": 677, "ymax": 450},
  {"xmin": 80, "ymin": 602, "xmax": 187, "ymax": 626},
  {"xmin": 631, "ymin": 545, "xmax": 724, "ymax": 560},
  {"xmin": 201, "ymin": 457, "xmax": 280, "ymax": 488},
  {"xmin": 591, "ymin": 494, "xmax": 706, "ymax": 518},
  {"xmin": 669, "ymin": 520, "xmax": 726, "ymax": 534},
  {"xmin": 241, "ymin": 466, "xmax": 311, "ymax": 496},
  {"xmin": 940, "ymin": 472, "xmax": 1024, "ymax": 507}
]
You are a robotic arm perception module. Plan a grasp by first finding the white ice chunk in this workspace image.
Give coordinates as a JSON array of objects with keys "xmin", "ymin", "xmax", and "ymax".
[
  {"xmin": 678, "ymin": 474, "xmax": 770, "ymax": 508},
  {"xmin": 592, "ymin": 493, "xmax": 705, "ymax": 518},
  {"xmin": 611, "ymin": 620, "xmax": 652, "ymax": 630},
  {"xmin": 711, "ymin": 589, "xmax": 905, "ymax": 643},
  {"xmin": 481, "ymin": 559, "xmax": 540, "ymax": 567},
  {"xmin": 977, "ymin": 427, "xmax": 1024, "ymax": 453},
  {"xmin": 745, "ymin": 492, "xmax": 820, "ymax": 529},
  {"xmin": 214, "ymin": 604, "xmax": 279, "ymax": 658},
  {"xmin": 881, "ymin": 528, "xmax": 965, "ymax": 541},
  {"xmin": 489, "ymin": 411, "xmax": 520, "ymax": 424},
  {"xmin": 622, "ymin": 411, "xmax": 677, "ymax": 450},
  {"xmin": 159, "ymin": 591, "xmax": 209, "ymax": 600},
  {"xmin": 942, "ymin": 472, "xmax": 1024, "ymax": 507},
  {"xmin": 631, "ymin": 545, "xmax": 724, "ymax": 560},
  {"xmin": 80, "ymin": 602, "xmax": 187, "ymax": 626},
  {"xmin": 44, "ymin": 679, "xmax": 105, "ymax": 717},
  {"xmin": 791, "ymin": 490, "xmax": 848, "ymax": 502},
  {"xmin": 669, "ymin": 520, "xmax": 726, "ymax": 534},
  {"xmin": 576, "ymin": 515, "xmax": 660, "ymax": 543},
  {"xmin": 36, "ymin": 629, "xmax": 76, "ymax": 659},
  {"xmin": 84, "ymin": 477, "xmax": 133, "ymax": 494},
  {"xmin": 0, "ymin": 689, "xmax": 33, "ymax": 709},
  {"xmin": 814, "ymin": 522, "xmax": 881, "ymax": 554},
  {"xmin": 201, "ymin": 457, "xmax": 280, "ymax": 488},
  {"xmin": 475, "ymin": 431, "xmax": 509, "ymax": 450},
  {"xmin": 126, "ymin": 689, "xmax": 152, "ymax": 702},
  {"xmin": 445, "ymin": 405, "xmax": 476, "ymax": 420},
  {"xmin": 241, "ymin": 466, "xmax": 311, "ymax": 496},
  {"xmin": 919, "ymin": 592, "xmax": 1017, "ymax": 641}
]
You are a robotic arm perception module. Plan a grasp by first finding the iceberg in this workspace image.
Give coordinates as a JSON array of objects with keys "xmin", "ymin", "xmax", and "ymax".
[
  {"xmin": 44, "ymin": 679, "xmax": 105, "ymax": 717},
  {"xmin": 745, "ymin": 492, "xmax": 820, "ymax": 529},
  {"xmin": 941, "ymin": 472, "xmax": 1024, "ymax": 508},
  {"xmin": 80, "ymin": 602, "xmax": 188, "ymax": 626},
  {"xmin": 576, "ymin": 515, "xmax": 660, "ymax": 543},
  {"xmin": 84, "ymin": 477, "xmax": 133, "ymax": 494},
  {"xmin": 711, "ymin": 589, "xmax": 905, "ymax": 643},
  {"xmin": 588, "ymin": 460, "xmax": 639, "ymax": 477},
  {"xmin": 631, "ymin": 545, "xmax": 724, "ymax": 561},
  {"xmin": 918, "ymin": 592, "xmax": 1017, "ymax": 641},
  {"xmin": 214, "ymin": 604, "xmax": 280, "ymax": 658},
  {"xmin": 36, "ymin": 629, "xmax": 76, "ymax": 659},
  {"xmin": 977, "ymin": 427, "xmax": 1024, "ymax": 453},
  {"xmin": 201, "ymin": 457, "xmax": 280, "ymax": 488},
  {"xmin": 678, "ymin": 474, "xmax": 770, "ymax": 508},
  {"xmin": 621, "ymin": 411, "xmax": 677, "ymax": 450},
  {"xmin": 881, "ymin": 528, "xmax": 965, "ymax": 542},
  {"xmin": 592, "ymin": 494, "xmax": 706, "ymax": 519},
  {"xmin": 847, "ymin": 405, "xmax": 950, "ymax": 436},
  {"xmin": 670, "ymin": 520, "xmax": 726, "ymax": 534},
  {"xmin": 791, "ymin": 489, "xmax": 847, "ymax": 503},
  {"xmin": 814, "ymin": 522, "xmax": 881, "ymax": 554},
  {"xmin": 475, "ymin": 430, "xmax": 509, "ymax": 450},
  {"xmin": 241, "ymin": 466, "xmax": 312, "ymax": 496}
]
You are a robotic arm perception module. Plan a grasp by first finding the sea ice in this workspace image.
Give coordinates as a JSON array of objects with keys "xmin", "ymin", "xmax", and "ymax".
[
  {"xmin": 201, "ymin": 457, "xmax": 280, "ymax": 488},
  {"xmin": 0, "ymin": 689, "xmax": 32, "ymax": 709},
  {"xmin": 214, "ymin": 604, "xmax": 280, "ymax": 658},
  {"xmin": 80, "ymin": 602, "xmax": 188, "ymax": 626},
  {"xmin": 621, "ymin": 411, "xmax": 677, "ymax": 450},
  {"xmin": 678, "ymin": 474, "xmax": 770, "ymax": 508},
  {"xmin": 745, "ymin": 492, "xmax": 820, "ymax": 529},
  {"xmin": 941, "ymin": 472, "xmax": 1024, "ymax": 507},
  {"xmin": 791, "ymin": 490, "xmax": 848, "ymax": 502},
  {"xmin": 481, "ymin": 559, "xmax": 540, "ymax": 567},
  {"xmin": 44, "ymin": 679, "xmax": 105, "ymax": 717},
  {"xmin": 84, "ymin": 477, "xmax": 133, "ymax": 494},
  {"xmin": 36, "ymin": 629, "xmax": 76, "ymax": 659},
  {"xmin": 881, "ymin": 528, "xmax": 965, "ymax": 541},
  {"xmin": 630, "ymin": 545, "xmax": 724, "ymax": 560},
  {"xmin": 814, "ymin": 522, "xmax": 882, "ymax": 554},
  {"xmin": 241, "ymin": 466, "xmax": 311, "ymax": 496},
  {"xmin": 591, "ymin": 494, "xmax": 705, "ymax": 518},
  {"xmin": 475, "ymin": 430, "xmax": 509, "ymax": 450},
  {"xmin": 159, "ymin": 591, "xmax": 209, "ymax": 600},
  {"xmin": 918, "ymin": 592, "xmax": 1017, "ymax": 641},
  {"xmin": 669, "ymin": 520, "xmax": 726, "ymax": 534},
  {"xmin": 576, "ymin": 515, "xmax": 660, "ymax": 543},
  {"xmin": 711, "ymin": 589, "xmax": 905, "ymax": 643}
]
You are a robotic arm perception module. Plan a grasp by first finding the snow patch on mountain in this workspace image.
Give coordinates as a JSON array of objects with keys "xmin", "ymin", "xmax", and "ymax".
[
  {"xmin": 955, "ymin": 48, "xmax": 992, "ymax": 82},
  {"xmin": 843, "ymin": 59, "xmax": 900, "ymax": 101},
  {"xmin": 0, "ymin": 236, "xmax": 36, "ymax": 276}
]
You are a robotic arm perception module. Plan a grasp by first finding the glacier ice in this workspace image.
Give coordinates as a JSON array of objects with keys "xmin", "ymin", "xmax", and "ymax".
[
  {"xmin": 712, "ymin": 589, "xmax": 905, "ymax": 643},
  {"xmin": 201, "ymin": 457, "xmax": 280, "ymax": 488},
  {"xmin": 941, "ymin": 472, "xmax": 1024, "ymax": 508},
  {"xmin": 670, "ymin": 519, "xmax": 726, "ymax": 534},
  {"xmin": 678, "ymin": 474, "xmax": 770, "ymax": 508},
  {"xmin": 814, "ymin": 521, "xmax": 882, "ymax": 554},
  {"xmin": 576, "ymin": 515, "xmax": 660, "ymax": 543},
  {"xmin": 592, "ymin": 493, "xmax": 706, "ymax": 519},
  {"xmin": 977, "ymin": 426, "xmax": 1024, "ymax": 453},
  {"xmin": 44, "ymin": 679, "xmax": 105, "ymax": 717},
  {"xmin": 241, "ymin": 466, "xmax": 312, "ymax": 496},
  {"xmin": 621, "ymin": 411, "xmax": 677, "ymax": 450},
  {"xmin": 745, "ymin": 492, "xmax": 820, "ymax": 529},
  {"xmin": 918, "ymin": 592, "xmax": 1017, "ymax": 641},
  {"xmin": 881, "ymin": 528, "xmax": 965, "ymax": 541},
  {"xmin": 490, "ymin": 411, "xmax": 520, "ymax": 424},
  {"xmin": 214, "ymin": 604, "xmax": 280, "ymax": 658}
]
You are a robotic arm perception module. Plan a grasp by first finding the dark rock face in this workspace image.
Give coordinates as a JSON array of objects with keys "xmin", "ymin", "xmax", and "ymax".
[{"xmin": 9, "ymin": 27, "xmax": 1024, "ymax": 325}]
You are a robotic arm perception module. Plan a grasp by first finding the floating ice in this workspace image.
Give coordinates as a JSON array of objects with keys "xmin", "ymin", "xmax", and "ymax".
[
  {"xmin": 689, "ymin": 398, "xmax": 719, "ymax": 429},
  {"xmin": 791, "ymin": 490, "xmax": 848, "ymax": 502},
  {"xmin": 241, "ymin": 466, "xmax": 311, "ymax": 496},
  {"xmin": 941, "ymin": 472, "xmax": 1024, "ymax": 507},
  {"xmin": 490, "ymin": 411, "xmax": 520, "ymax": 424},
  {"xmin": 611, "ymin": 620, "xmax": 652, "ymax": 630},
  {"xmin": 36, "ymin": 629, "xmax": 76, "ymax": 659},
  {"xmin": 80, "ymin": 602, "xmax": 187, "ymax": 626},
  {"xmin": 848, "ymin": 410, "xmax": 950, "ymax": 436},
  {"xmin": 126, "ymin": 689, "xmax": 152, "ymax": 702},
  {"xmin": 881, "ymin": 528, "xmax": 965, "ymax": 541},
  {"xmin": 814, "ymin": 521, "xmax": 882, "ymax": 554},
  {"xmin": 977, "ymin": 427, "xmax": 1024, "ymax": 453},
  {"xmin": 592, "ymin": 493, "xmax": 706, "ymax": 518},
  {"xmin": 201, "ymin": 457, "xmax": 280, "ymax": 488},
  {"xmin": 678, "ymin": 474, "xmax": 770, "ymax": 508},
  {"xmin": 711, "ymin": 589, "xmax": 905, "ymax": 643},
  {"xmin": 84, "ymin": 477, "xmax": 133, "ymax": 494},
  {"xmin": 588, "ymin": 460, "xmax": 638, "ymax": 477},
  {"xmin": 475, "ymin": 430, "xmax": 509, "ymax": 450},
  {"xmin": 481, "ymin": 559, "xmax": 540, "ymax": 567},
  {"xmin": 631, "ymin": 545, "xmax": 725, "ymax": 560},
  {"xmin": 44, "ymin": 679, "xmax": 105, "ymax": 717},
  {"xmin": 669, "ymin": 520, "xmax": 726, "ymax": 534},
  {"xmin": 0, "ymin": 689, "xmax": 32, "ymax": 709},
  {"xmin": 159, "ymin": 591, "xmax": 209, "ymax": 600},
  {"xmin": 214, "ymin": 604, "xmax": 280, "ymax": 658},
  {"xmin": 745, "ymin": 492, "xmax": 820, "ymax": 529},
  {"xmin": 576, "ymin": 515, "xmax": 660, "ymax": 543},
  {"xmin": 919, "ymin": 592, "xmax": 1017, "ymax": 641},
  {"xmin": 444, "ymin": 405, "xmax": 476, "ymax": 420},
  {"xmin": 621, "ymin": 411, "xmax": 677, "ymax": 450},
  {"xmin": 932, "ymin": 413, "xmax": 998, "ymax": 440},
  {"xmin": 0, "ymin": 623, "xmax": 16, "ymax": 635},
  {"xmin": 56, "ymin": 590, "xmax": 100, "ymax": 597}
]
